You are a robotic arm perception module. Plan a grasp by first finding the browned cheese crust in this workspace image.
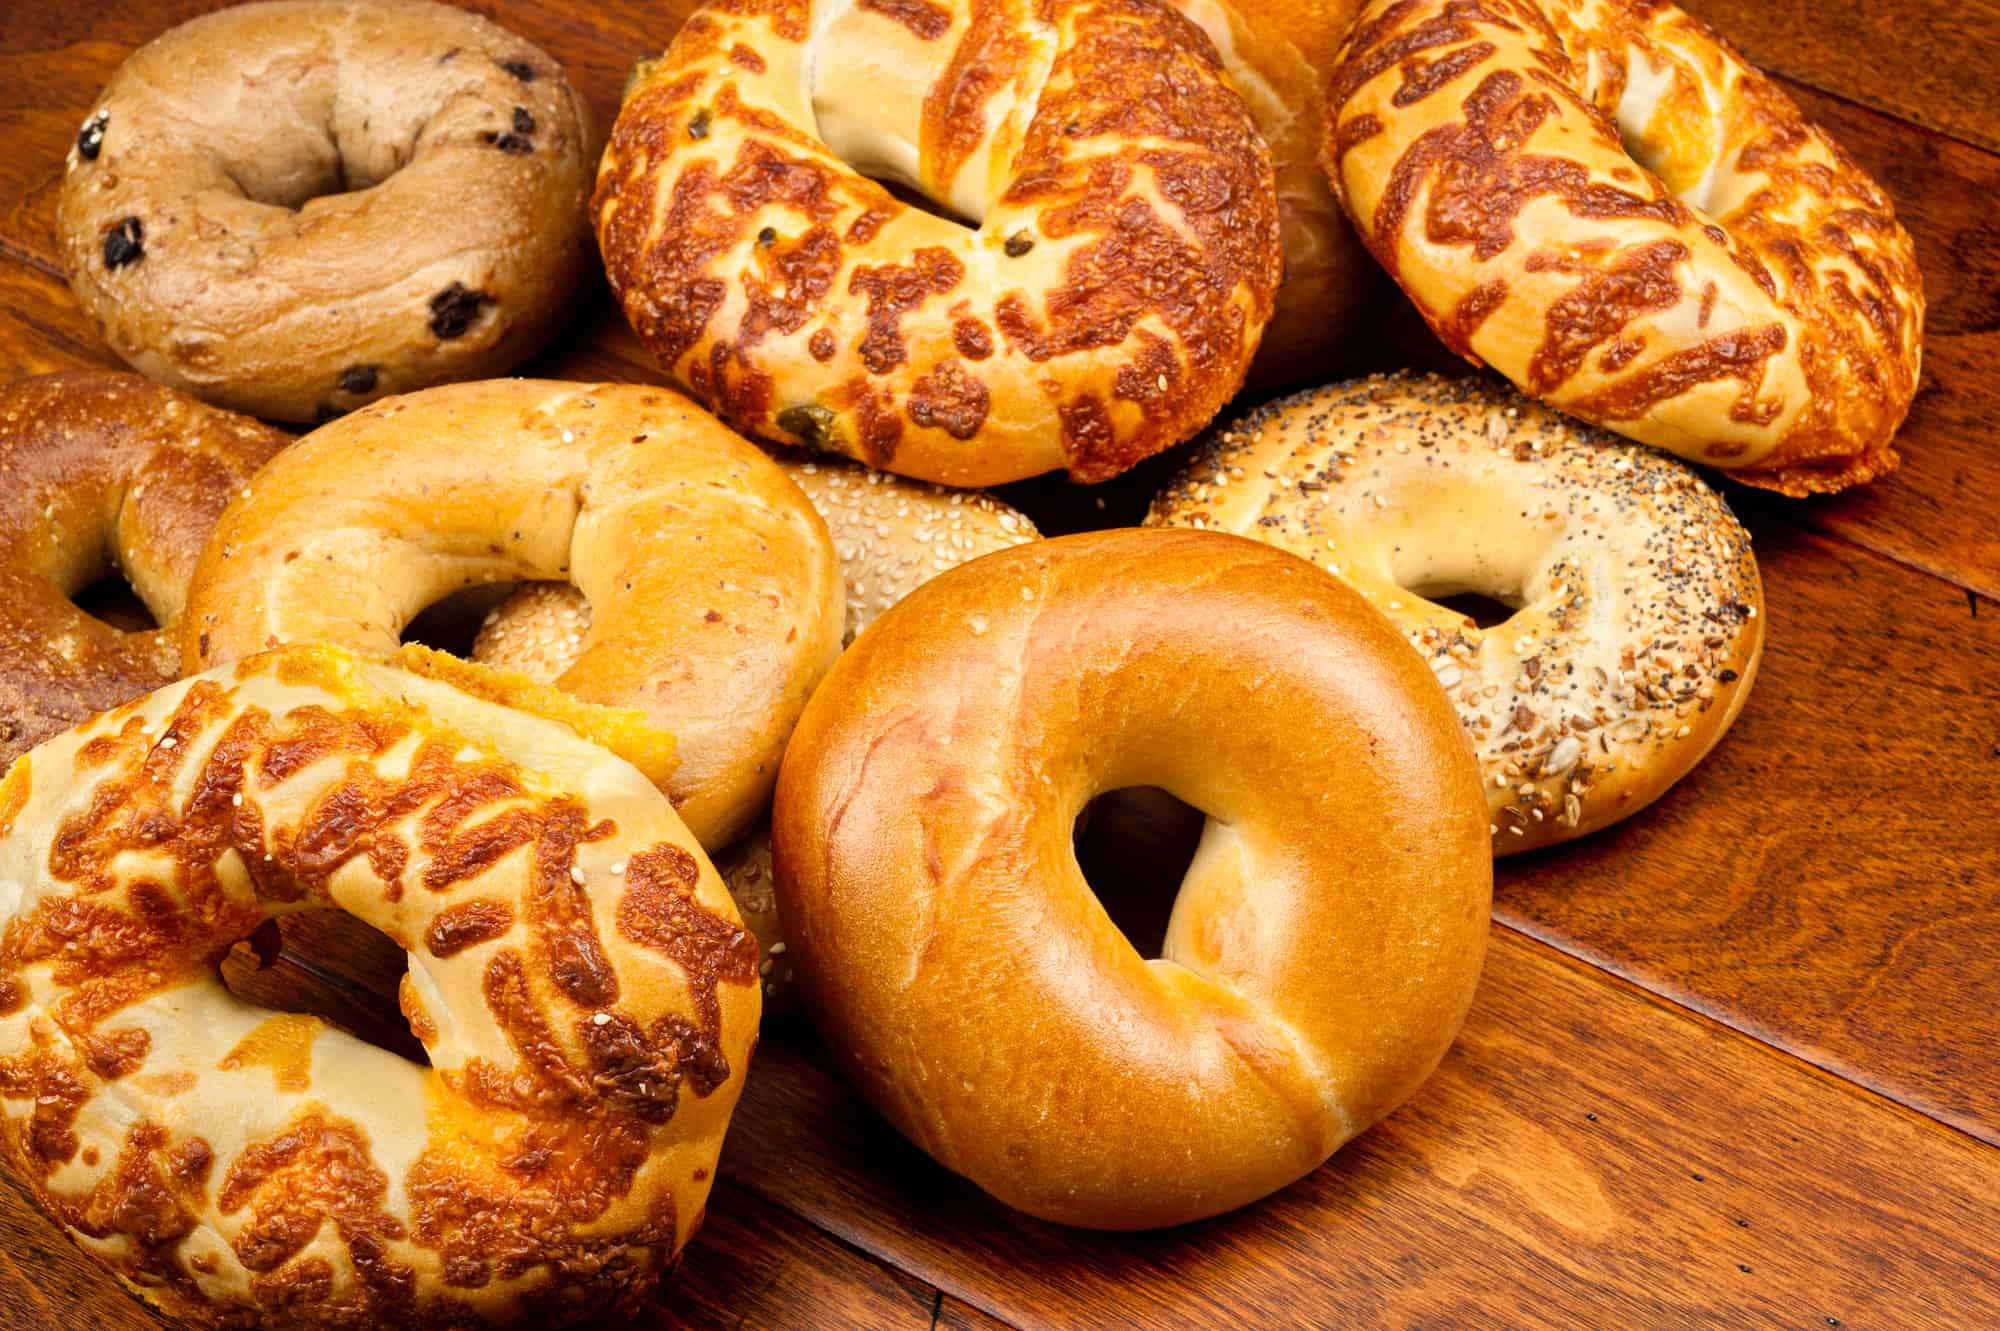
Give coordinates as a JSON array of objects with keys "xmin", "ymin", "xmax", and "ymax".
[
  {"xmin": 57, "ymin": 0, "xmax": 595, "ymax": 424},
  {"xmin": 593, "ymin": 0, "xmax": 1283, "ymax": 486},
  {"xmin": 0, "ymin": 644, "xmax": 759, "ymax": 1328},
  {"xmin": 179, "ymin": 379, "xmax": 845, "ymax": 852},
  {"xmin": 0, "ymin": 372, "xmax": 289, "ymax": 768},
  {"xmin": 771, "ymin": 529, "xmax": 1491, "ymax": 1229},
  {"xmin": 1321, "ymin": 0, "xmax": 1924, "ymax": 494},
  {"xmin": 1148, "ymin": 372, "xmax": 1764, "ymax": 853}
]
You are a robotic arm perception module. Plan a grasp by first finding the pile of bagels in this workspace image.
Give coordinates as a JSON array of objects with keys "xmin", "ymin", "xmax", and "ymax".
[{"xmin": 0, "ymin": 0, "xmax": 1921, "ymax": 1324}]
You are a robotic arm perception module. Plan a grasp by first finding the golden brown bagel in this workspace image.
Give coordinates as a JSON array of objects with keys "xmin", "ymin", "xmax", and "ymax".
[
  {"xmin": 772, "ymin": 529, "xmax": 1491, "ymax": 1229},
  {"xmin": 1148, "ymin": 373, "xmax": 1763, "ymax": 852},
  {"xmin": 1167, "ymin": 0, "xmax": 1376, "ymax": 386},
  {"xmin": 0, "ymin": 642, "xmax": 758, "ymax": 1328},
  {"xmin": 1322, "ymin": 0, "xmax": 1923, "ymax": 493},
  {"xmin": 472, "ymin": 457, "xmax": 1040, "ymax": 1008},
  {"xmin": 0, "ymin": 372, "xmax": 288, "ymax": 767},
  {"xmin": 180, "ymin": 379, "xmax": 844, "ymax": 850},
  {"xmin": 594, "ymin": 0, "xmax": 1282, "ymax": 486},
  {"xmin": 58, "ymin": 0, "xmax": 594, "ymax": 424}
]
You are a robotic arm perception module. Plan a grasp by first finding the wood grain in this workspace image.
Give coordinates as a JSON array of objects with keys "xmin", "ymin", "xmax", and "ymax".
[
  {"xmin": 723, "ymin": 935, "xmax": 2000, "ymax": 1331},
  {"xmin": 1681, "ymin": 0, "xmax": 2000, "ymax": 154}
]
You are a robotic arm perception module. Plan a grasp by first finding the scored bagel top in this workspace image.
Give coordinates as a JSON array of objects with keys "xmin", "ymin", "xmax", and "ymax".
[
  {"xmin": 594, "ymin": 0, "xmax": 1282, "ymax": 487},
  {"xmin": 1323, "ymin": 0, "xmax": 1924, "ymax": 494}
]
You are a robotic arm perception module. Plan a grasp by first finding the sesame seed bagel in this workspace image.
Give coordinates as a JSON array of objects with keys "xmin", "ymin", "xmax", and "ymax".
[
  {"xmin": 1322, "ymin": 0, "xmax": 1923, "ymax": 494},
  {"xmin": 771, "ymin": 529, "xmax": 1491, "ymax": 1228},
  {"xmin": 593, "ymin": 0, "xmax": 1282, "ymax": 486},
  {"xmin": 0, "ymin": 372, "xmax": 289, "ymax": 768},
  {"xmin": 472, "ymin": 457, "xmax": 1041, "ymax": 1009},
  {"xmin": 1147, "ymin": 373, "xmax": 1764, "ymax": 853},
  {"xmin": 180, "ymin": 379, "xmax": 845, "ymax": 851},
  {"xmin": 58, "ymin": 0, "xmax": 594, "ymax": 424},
  {"xmin": 0, "ymin": 642, "xmax": 759, "ymax": 1328}
]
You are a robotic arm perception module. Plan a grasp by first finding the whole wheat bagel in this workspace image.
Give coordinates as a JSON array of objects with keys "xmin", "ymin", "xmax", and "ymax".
[
  {"xmin": 58, "ymin": 0, "xmax": 594, "ymax": 424},
  {"xmin": 1322, "ymin": 0, "xmax": 1923, "ymax": 494},
  {"xmin": 473, "ymin": 456, "xmax": 1040, "ymax": 1008},
  {"xmin": 1148, "ymin": 373, "xmax": 1764, "ymax": 852},
  {"xmin": 0, "ymin": 372, "xmax": 289, "ymax": 768},
  {"xmin": 0, "ymin": 642, "xmax": 757, "ymax": 1328},
  {"xmin": 180, "ymin": 379, "xmax": 844, "ymax": 851},
  {"xmin": 594, "ymin": 0, "xmax": 1282, "ymax": 486},
  {"xmin": 771, "ymin": 528, "xmax": 1491, "ymax": 1228}
]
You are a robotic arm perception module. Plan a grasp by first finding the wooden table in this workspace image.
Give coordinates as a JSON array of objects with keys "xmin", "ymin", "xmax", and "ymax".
[{"xmin": 3, "ymin": 2, "xmax": 1998, "ymax": 1326}]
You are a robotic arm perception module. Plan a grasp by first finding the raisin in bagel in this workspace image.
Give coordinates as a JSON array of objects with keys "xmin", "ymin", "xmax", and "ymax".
[
  {"xmin": 1322, "ymin": 0, "xmax": 1923, "ymax": 494},
  {"xmin": 473, "ymin": 458, "xmax": 1041, "ymax": 1008},
  {"xmin": 58, "ymin": 0, "xmax": 594, "ymax": 424},
  {"xmin": 0, "ymin": 371, "xmax": 289, "ymax": 768},
  {"xmin": 771, "ymin": 529, "xmax": 1491, "ymax": 1228},
  {"xmin": 180, "ymin": 379, "xmax": 844, "ymax": 851},
  {"xmin": 1148, "ymin": 373, "xmax": 1763, "ymax": 852},
  {"xmin": 594, "ymin": 0, "xmax": 1282, "ymax": 486},
  {"xmin": 0, "ymin": 642, "xmax": 757, "ymax": 1328}
]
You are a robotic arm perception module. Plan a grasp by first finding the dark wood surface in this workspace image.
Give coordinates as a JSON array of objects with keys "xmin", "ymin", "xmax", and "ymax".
[{"xmin": 1, "ymin": 1, "xmax": 1997, "ymax": 1328}]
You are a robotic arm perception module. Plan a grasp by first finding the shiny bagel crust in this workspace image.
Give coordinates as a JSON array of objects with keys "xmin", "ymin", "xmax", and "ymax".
[
  {"xmin": 1148, "ymin": 372, "xmax": 1763, "ymax": 852},
  {"xmin": 58, "ymin": 0, "xmax": 595, "ymax": 424},
  {"xmin": 0, "ymin": 643, "xmax": 758, "ymax": 1328},
  {"xmin": 0, "ymin": 372, "xmax": 289, "ymax": 767},
  {"xmin": 180, "ymin": 379, "xmax": 844, "ymax": 851},
  {"xmin": 472, "ymin": 456, "xmax": 1041, "ymax": 1008},
  {"xmin": 1322, "ymin": 0, "xmax": 1923, "ymax": 494},
  {"xmin": 772, "ymin": 529, "xmax": 1491, "ymax": 1228},
  {"xmin": 593, "ymin": 0, "xmax": 1282, "ymax": 486}
]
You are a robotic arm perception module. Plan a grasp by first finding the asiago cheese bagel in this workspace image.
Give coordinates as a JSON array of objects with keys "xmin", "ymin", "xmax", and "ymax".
[
  {"xmin": 594, "ymin": 0, "xmax": 1282, "ymax": 486},
  {"xmin": 1322, "ymin": 0, "xmax": 1924, "ymax": 494},
  {"xmin": 58, "ymin": 0, "xmax": 594, "ymax": 424},
  {"xmin": 180, "ymin": 379, "xmax": 844, "ymax": 851},
  {"xmin": 771, "ymin": 529, "xmax": 1491, "ymax": 1228},
  {"xmin": 472, "ymin": 457, "xmax": 1041, "ymax": 1008},
  {"xmin": 0, "ymin": 642, "xmax": 758, "ymax": 1328},
  {"xmin": 0, "ymin": 372, "xmax": 289, "ymax": 767},
  {"xmin": 1148, "ymin": 373, "xmax": 1764, "ymax": 852}
]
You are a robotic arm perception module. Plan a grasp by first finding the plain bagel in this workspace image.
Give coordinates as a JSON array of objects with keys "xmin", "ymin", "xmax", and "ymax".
[
  {"xmin": 594, "ymin": 0, "xmax": 1282, "ymax": 486},
  {"xmin": 771, "ymin": 529, "xmax": 1491, "ymax": 1229},
  {"xmin": 58, "ymin": 0, "xmax": 595, "ymax": 424},
  {"xmin": 0, "ymin": 371, "xmax": 289, "ymax": 767},
  {"xmin": 1322, "ymin": 0, "xmax": 1923, "ymax": 494},
  {"xmin": 0, "ymin": 642, "xmax": 757, "ymax": 1327},
  {"xmin": 180, "ymin": 379, "xmax": 844, "ymax": 851},
  {"xmin": 1148, "ymin": 373, "xmax": 1764, "ymax": 853}
]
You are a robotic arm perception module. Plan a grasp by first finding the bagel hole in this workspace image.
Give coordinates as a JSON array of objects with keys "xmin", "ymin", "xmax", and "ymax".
[
  {"xmin": 72, "ymin": 574, "xmax": 157, "ymax": 633},
  {"xmin": 220, "ymin": 912, "xmax": 428, "ymax": 1064},
  {"xmin": 401, "ymin": 583, "xmax": 521, "ymax": 659},
  {"xmin": 1073, "ymin": 787, "xmax": 1205, "ymax": 960},
  {"xmin": 1424, "ymin": 590, "xmax": 1519, "ymax": 630}
]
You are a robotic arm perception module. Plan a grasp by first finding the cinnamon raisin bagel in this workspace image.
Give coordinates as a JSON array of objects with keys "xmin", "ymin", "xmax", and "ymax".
[
  {"xmin": 180, "ymin": 379, "xmax": 844, "ymax": 851},
  {"xmin": 772, "ymin": 529, "xmax": 1491, "ymax": 1228},
  {"xmin": 0, "ymin": 642, "xmax": 758, "ymax": 1328},
  {"xmin": 473, "ymin": 458, "xmax": 1041, "ymax": 1008},
  {"xmin": 1147, "ymin": 373, "xmax": 1764, "ymax": 852},
  {"xmin": 58, "ymin": 0, "xmax": 594, "ymax": 424},
  {"xmin": 594, "ymin": 0, "xmax": 1282, "ymax": 486},
  {"xmin": 1322, "ymin": 0, "xmax": 1924, "ymax": 493},
  {"xmin": 0, "ymin": 372, "xmax": 288, "ymax": 768}
]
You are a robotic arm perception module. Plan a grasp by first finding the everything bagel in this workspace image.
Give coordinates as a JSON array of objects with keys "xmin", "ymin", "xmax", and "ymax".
[
  {"xmin": 1322, "ymin": 0, "xmax": 1923, "ymax": 493},
  {"xmin": 58, "ymin": 0, "xmax": 595, "ymax": 423},
  {"xmin": 0, "ymin": 643, "xmax": 758, "ymax": 1327},
  {"xmin": 594, "ymin": 0, "xmax": 1282, "ymax": 486},
  {"xmin": 0, "ymin": 372, "xmax": 288, "ymax": 767},
  {"xmin": 772, "ymin": 529, "xmax": 1491, "ymax": 1228},
  {"xmin": 1149, "ymin": 373, "xmax": 1764, "ymax": 852},
  {"xmin": 180, "ymin": 380, "xmax": 844, "ymax": 851}
]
